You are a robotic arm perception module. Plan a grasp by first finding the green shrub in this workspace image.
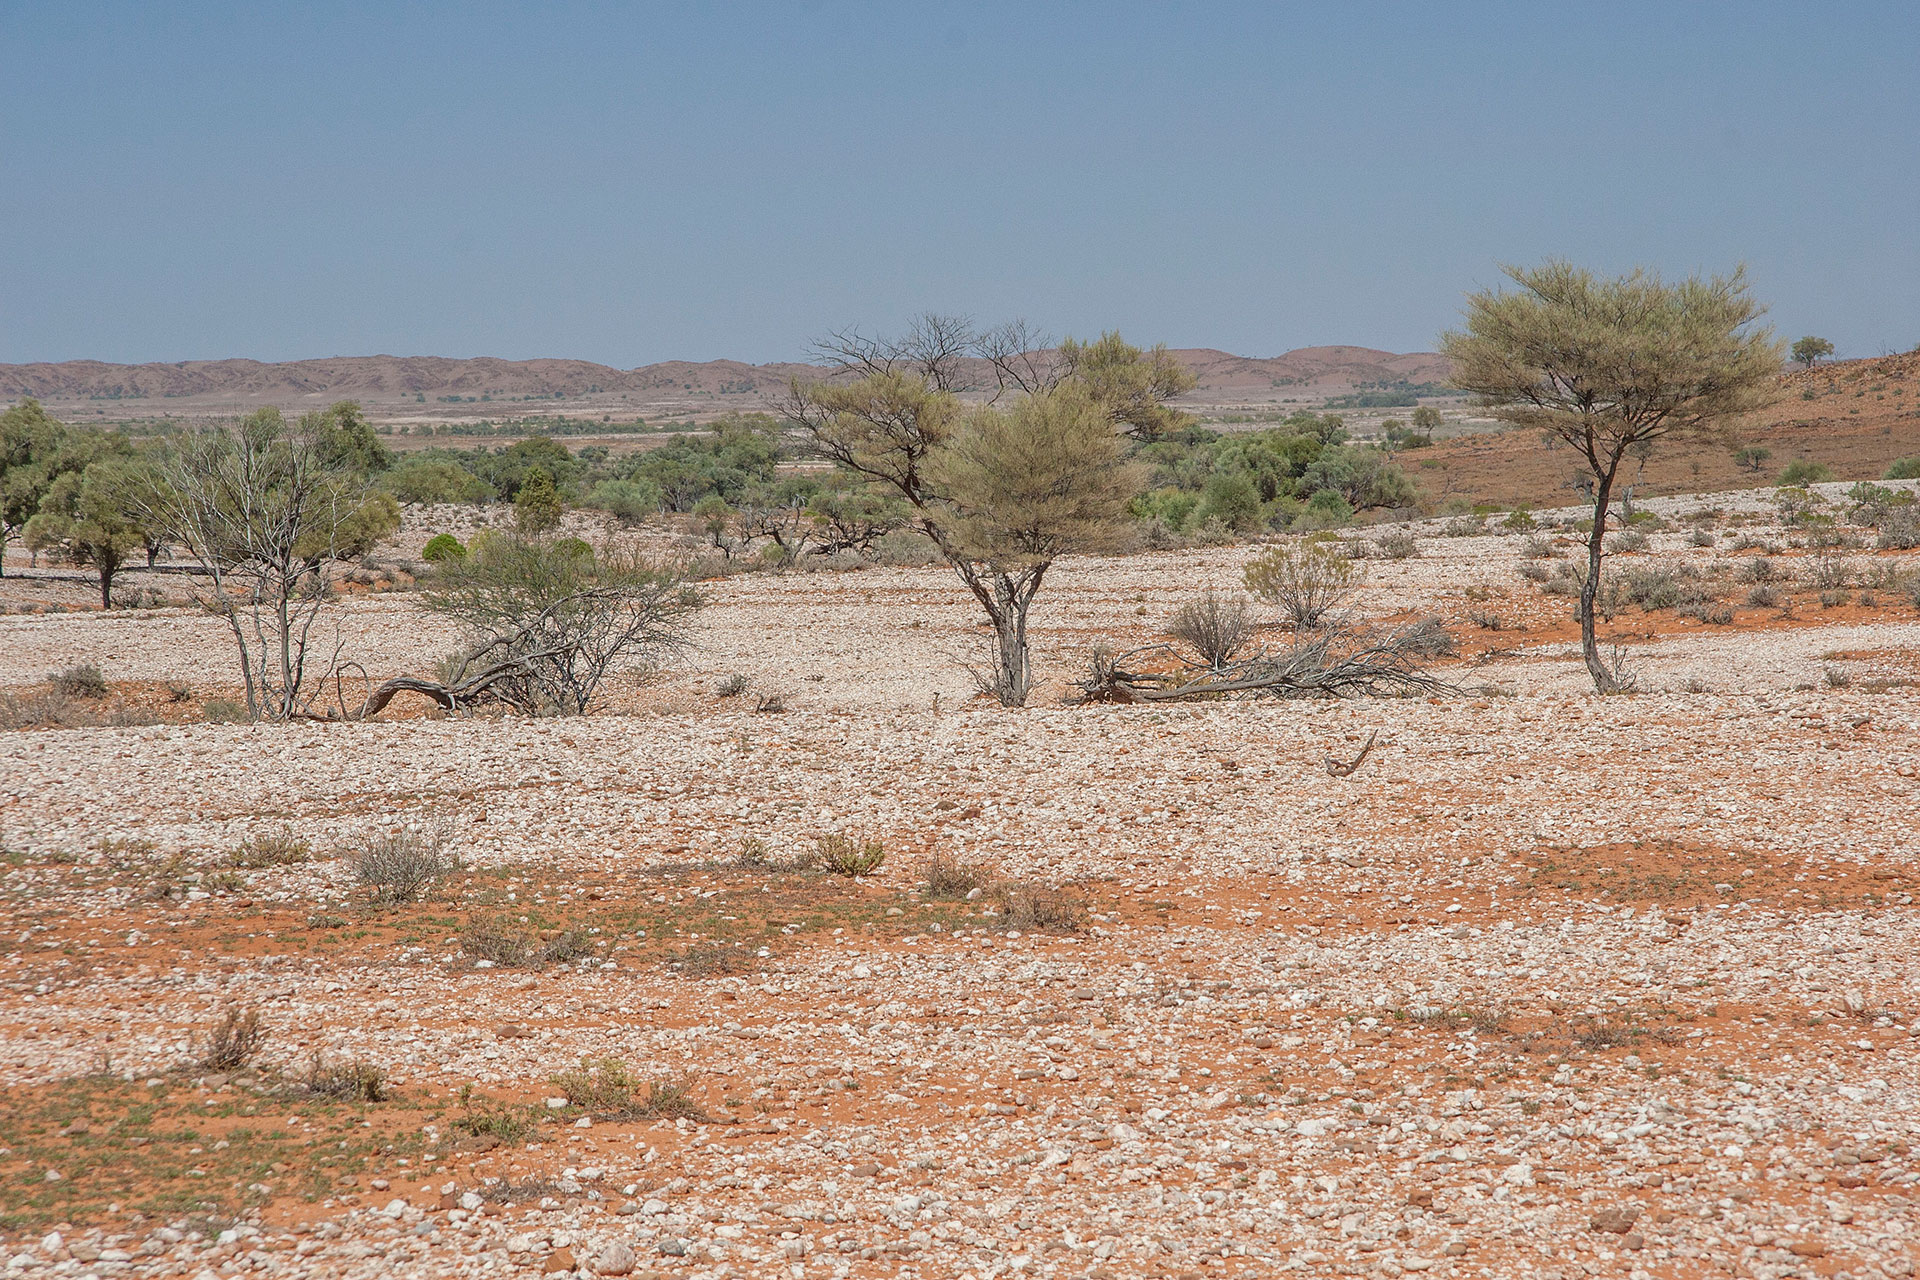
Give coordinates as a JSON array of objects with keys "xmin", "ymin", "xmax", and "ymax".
[
  {"xmin": 817, "ymin": 833, "xmax": 886, "ymax": 877},
  {"xmin": 1776, "ymin": 460, "xmax": 1834, "ymax": 486},
  {"xmin": 1884, "ymin": 457, "xmax": 1920, "ymax": 481},
  {"xmin": 421, "ymin": 533, "xmax": 467, "ymax": 563}
]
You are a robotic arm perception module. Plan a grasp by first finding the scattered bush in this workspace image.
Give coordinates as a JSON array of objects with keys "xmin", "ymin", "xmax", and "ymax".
[
  {"xmin": 229, "ymin": 829, "xmax": 311, "ymax": 869},
  {"xmin": 1776, "ymin": 459, "xmax": 1834, "ymax": 487},
  {"xmin": 1742, "ymin": 556, "xmax": 1777, "ymax": 583},
  {"xmin": 350, "ymin": 821, "xmax": 457, "ymax": 904},
  {"xmin": 1819, "ymin": 589, "xmax": 1851, "ymax": 609},
  {"xmin": 202, "ymin": 698, "xmax": 251, "ymax": 724},
  {"xmin": 1886, "ymin": 456, "xmax": 1920, "ymax": 481},
  {"xmin": 670, "ymin": 943, "xmax": 758, "ymax": 977},
  {"xmin": 1243, "ymin": 541, "xmax": 1364, "ymax": 629},
  {"xmin": 1168, "ymin": 589, "xmax": 1256, "ymax": 668},
  {"xmin": 1373, "ymin": 528, "xmax": 1418, "ymax": 559},
  {"xmin": 1807, "ymin": 553, "xmax": 1854, "ymax": 590},
  {"xmin": 552, "ymin": 1059, "xmax": 713, "ymax": 1122},
  {"xmin": 734, "ymin": 835, "xmax": 771, "ymax": 868},
  {"xmin": 1875, "ymin": 506, "xmax": 1920, "ymax": 551},
  {"xmin": 452, "ymin": 1101, "xmax": 536, "ymax": 1146},
  {"xmin": 1521, "ymin": 535, "xmax": 1556, "ymax": 559},
  {"xmin": 1621, "ymin": 565, "xmax": 1684, "ymax": 610},
  {"xmin": 714, "ymin": 673, "xmax": 750, "ymax": 698},
  {"xmin": 817, "ymin": 833, "xmax": 886, "ymax": 877},
  {"xmin": 199, "ymin": 1007, "xmax": 268, "ymax": 1071},
  {"xmin": 50, "ymin": 664, "xmax": 107, "ymax": 698},
  {"xmin": 421, "ymin": 533, "xmax": 467, "ymax": 563},
  {"xmin": 1746, "ymin": 584, "xmax": 1784, "ymax": 608},
  {"xmin": 1516, "ymin": 561, "xmax": 1551, "ymax": 583},
  {"xmin": 994, "ymin": 882, "xmax": 1084, "ymax": 933},
  {"xmin": 1684, "ymin": 602, "xmax": 1736, "ymax": 625},
  {"xmin": 1687, "ymin": 529, "xmax": 1715, "ymax": 547},
  {"xmin": 303, "ymin": 1054, "xmax": 388, "ymax": 1102},
  {"xmin": 923, "ymin": 851, "xmax": 991, "ymax": 900},
  {"xmin": 1608, "ymin": 529, "xmax": 1650, "ymax": 554},
  {"xmin": 1442, "ymin": 515, "xmax": 1482, "ymax": 537},
  {"xmin": 461, "ymin": 917, "xmax": 592, "ymax": 968}
]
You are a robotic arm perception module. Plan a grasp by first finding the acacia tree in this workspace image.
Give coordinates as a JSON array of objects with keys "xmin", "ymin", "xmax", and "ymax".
[
  {"xmin": 1791, "ymin": 336, "xmax": 1834, "ymax": 369},
  {"xmin": 141, "ymin": 407, "xmax": 401, "ymax": 720},
  {"xmin": 785, "ymin": 317, "xmax": 1180, "ymax": 705},
  {"xmin": 20, "ymin": 453, "xmax": 157, "ymax": 608},
  {"xmin": 0, "ymin": 400, "xmax": 69, "ymax": 577},
  {"xmin": 1442, "ymin": 261, "xmax": 1781, "ymax": 691}
]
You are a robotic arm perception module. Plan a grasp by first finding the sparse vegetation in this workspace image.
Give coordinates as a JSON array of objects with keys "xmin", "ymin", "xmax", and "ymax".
[
  {"xmin": 1243, "ymin": 540, "xmax": 1364, "ymax": 629},
  {"xmin": 198, "ymin": 1007, "xmax": 268, "ymax": 1071},
  {"xmin": 1168, "ymin": 588, "xmax": 1256, "ymax": 668},
  {"xmin": 349, "ymin": 821, "xmax": 457, "ymax": 904},
  {"xmin": 817, "ymin": 832, "xmax": 887, "ymax": 877}
]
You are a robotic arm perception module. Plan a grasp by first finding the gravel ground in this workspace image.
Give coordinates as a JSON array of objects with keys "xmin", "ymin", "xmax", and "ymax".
[{"xmin": 2, "ymin": 493, "xmax": 1918, "ymax": 1279}]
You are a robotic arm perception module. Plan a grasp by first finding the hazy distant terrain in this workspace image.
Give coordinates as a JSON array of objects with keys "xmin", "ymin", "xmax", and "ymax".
[{"xmin": 1, "ymin": 345, "xmax": 1453, "ymax": 424}]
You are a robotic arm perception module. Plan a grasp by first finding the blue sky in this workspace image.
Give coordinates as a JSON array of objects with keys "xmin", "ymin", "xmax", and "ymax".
[{"xmin": 3, "ymin": 1, "xmax": 1915, "ymax": 366}]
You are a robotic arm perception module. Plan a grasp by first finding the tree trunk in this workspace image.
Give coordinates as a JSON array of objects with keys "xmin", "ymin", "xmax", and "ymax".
[
  {"xmin": 1580, "ymin": 465, "xmax": 1618, "ymax": 692},
  {"xmin": 98, "ymin": 560, "xmax": 116, "ymax": 610}
]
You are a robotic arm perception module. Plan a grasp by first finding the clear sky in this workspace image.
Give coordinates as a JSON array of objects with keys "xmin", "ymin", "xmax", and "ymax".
[{"xmin": 3, "ymin": 1, "xmax": 1916, "ymax": 367}]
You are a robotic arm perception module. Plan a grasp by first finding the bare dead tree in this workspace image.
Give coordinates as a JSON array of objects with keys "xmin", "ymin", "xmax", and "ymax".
[
  {"xmin": 1071, "ymin": 624, "xmax": 1463, "ymax": 705},
  {"xmin": 811, "ymin": 313, "xmax": 979, "ymax": 393}
]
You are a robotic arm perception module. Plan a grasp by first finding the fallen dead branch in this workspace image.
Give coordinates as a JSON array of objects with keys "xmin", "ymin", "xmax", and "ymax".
[
  {"xmin": 1326, "ymin": 729, "xmax": 1379, "ymax": 776},
  {"xmin": 1070, "ymin": 624, "xmax": 1463, "ymax": 704}
]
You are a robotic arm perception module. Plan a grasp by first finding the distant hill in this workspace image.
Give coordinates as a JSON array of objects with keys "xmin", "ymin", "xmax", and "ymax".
[{"xmin": 0, "ymin": 345, "xmax": 1452, "ymax": 413}]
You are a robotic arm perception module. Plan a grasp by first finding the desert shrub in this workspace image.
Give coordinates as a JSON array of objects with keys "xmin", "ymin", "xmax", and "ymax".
[
  {"xmin": 1607, "ymin": 529, "xmax": 1650, "ymax": 554},
  {"xmin": 202, "ymin": 698, "xmax": 251, "ymax": 724},
  {"xmin": 994, "ymin": 882, "xmax": 1084, "ymax": 933},
  {"xmin": 817, "ymin": 833, "xmax": 886, "ymax": 877},
  {"xmin": 1746, "ymin": 584, "xmax": 1783, "ymax": 608},
  {"xmin": 1777, "ymin": 460, "xmax": 1834, "ymax": 486},
  {"xmin": 350, "ymin": 821, "xmax": 457, "ymax": 904},
  {"xmin": 164, "ymin": 680, "xmax": 193, "ymax": 702},
  {"xmin": 461, "ymin": 917, "xmax": 592, "ymax": 968},
  {"xmin": 714, "ymin": 673, "xmax": 750, "ymax": 698},
  {"xmin": 1516, "ymin": 560, "xmax": 1551, "ymax": 583},
  {"xmin": 1819, "ymin": 589, "xmax": 1851, "ymax": 609},
  {"xmin": 1823, "ymin": 665, "xmax": 1853, "ymax": 688},
  {"xmin": 1442, "ymin": 515, "xmax": 1482, "ymax": 537},
  {"xmin": 1466, "ymin": 608, "xmax": 1508, "ymax": 631},
  {"xmin": 1622, "ymin": 565, "xmax": 1683, "ymax": 610},
  {"xmin": 870, "ymin": 528, "xmax": 941, "ymax": 566},
  {"xmin": 1521, "ymin": 535, "xmax": 1556, "ymax": 559},
  {"xmin": 1499, "ymin": 507, "xmax": 1536, "ymax": 531},
  {"xmin": 421, "ymin": 533, "xmax": 467, "ymax": 563},
  {"xmin": 50, "ymin": 664, "xmax": 107, "ymax": 698},
  {"xmin": 0, "ymin": 691, "xmax": 90, "ymax": 731},
  {"xmin": 1168, "ymin": 589, "xmax": 1256, "ymax": 668},
  {"xmin": 422, "ymin": 535, "xmax": 700, "ymax": 715},
  {"xmin": 734, "ymin": 835, "xmax": 771, "ymax": 867},
  {"xmin": 1876, "ymin": 506, "xmax": 1920, "ymax": 550},
  {"xmin": 552, "ymin": 1057, "xmax": 642, "ymax": 1113},
  {"xmin": 1886, "ymin": 457, "xmax": 1920, "ymax": 481},
  {"xmin": 229, "ymin": 829, "xmax": 311, "ymax": 869},
  {"xmin": 1687, "ymin": 529, "xmax": 1715, "ymax": 547},
  {"xmin": 1373, "ymin": 528, "xmax": 1417, "ymax": 559},
  {"xmin": 303, "ymin": 1054, "xmax": 388, "ymax": 1102},
  {"xmin": 199, "ymin": 1007, "xmax": 268, "ymax": 1071},
  {"xmin": 1684, "ymin": 602, "xmax": 1735, "ymax": 625},
  {"xmin": 1243, "ymin": 541, "xmax": 1364, "ymax": 629},
  {"xmin": 1397, "ymin": 617, "xmax": 1458, "ymax": 657},
  {"xmin": 1742, "ymin": 555, "xmax": 1777, "ymax": 583},
  {"xmin": 1807, "ymin": 553, "xmax": 1854, "ymax": 590},
  {"xmin": 452, "ymin": 1102, "xmax": 536, "ymax": 1146},
  {"xmin": 923, "ymin": 851, "xmax": 991, "ymax": 900}
]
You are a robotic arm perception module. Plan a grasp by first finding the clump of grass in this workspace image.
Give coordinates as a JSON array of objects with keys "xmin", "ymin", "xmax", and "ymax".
[
  {"xmin": 1823, "ymin": 665, "xmax": 1854, "ymax": 689},
  {"xmin": 734, "ymin": 835, "xmax": 771, "ymax": 868},
  {"xmin": 714, "ymin": 673, "xmax": 750, "ymax": 698},
  {"xmin": 1746, "ymin": 583, "xmax": 1783, "ymax": 608},
  {"xmin": 993, "ymin": 881, "xmax": 1084, "ymax": 933},
  {"xmin": 163, "ymin": 680, "xmax": 194, "ymax": 703},
  {"xmin": 1607, "ymin": 529, "xmax": 1650, "ymax": 554},
  {"xmin": 1373, "ymin": 528, "xmax": 1418, "ymax": 560},
  {"xmin": 198, "ymin": 1007, "xmax": 268, "ymax": 1071},
  {"xmin": 452, "ymin": 1101, "xmax": 537, "ymax": 1146},
  {"xmin": 350, "ymin": 821, "xmax": 457, "ymax": 904},
  {"xmin": 201, "ymin": 698, "xmax": 250, "ymax": 724},
  {"xmin": 51, "ymin": 664, "xmax": 108, "ymax": 698},
  {"xmin": 229, "ymin": 828, "xmax": 311, "ymax": 869},
  {"xmin": 817, "ymin": 832, "xmax": 886, "ymax": 877},
  {"xmin": 460, "ymin": 916, "xmax": 593, "ymax": 968},
  {"xmin": 923, "ymin": 850, "xmax": 991, "ymax": 900},
  {"xmin": 552, "ymin": 1059, "xmax": 714, "ymax": 1122},
  {"xmin": 303, "ymin": 1054, "xmax": 388, "ymax": 1102}
]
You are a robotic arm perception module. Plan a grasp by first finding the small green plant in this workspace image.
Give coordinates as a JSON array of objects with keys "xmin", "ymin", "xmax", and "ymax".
[
  {"xmin": 552, "ymin": 1057, "xmax": 642, "ymax": 1113},
  {"xmin": 670, "ymin": 943, "xmax": 758, "ymax": 977},
  {"xmin": 1373, "ymin": 528, "xmax": 1417, "ymax": 560},
  {"xmin": 1776, "ymin": 459, "xmax": 1834, "ymax": 487},
  {"xmin": 421, "ymin": 533, "xmax": 467, "ymax": 563},
  {"xmin": 459, "ymin": 916, "xmax": 591, "ymax": 968},
  {"xmin": 198, "ymin": 1007, "xmax": 268, "ymax": 1071},
  {"xmin": 201, "ymin": 698, "xmax": 250, "ymax": 724},
  {"xmin": 452, "ymin": 1101, "xmax": 536, "ymax": 1146},
  {"xmin": 1243, "ymin": 540, "xmax": 1364, "ymax": 629},
  {"xmin": 51, "ymin": 664, "xmax": 108, "ymax": 698},
  {"xmin": 817, "ymin": 832, "xmax": 886, "ymax": 877}
]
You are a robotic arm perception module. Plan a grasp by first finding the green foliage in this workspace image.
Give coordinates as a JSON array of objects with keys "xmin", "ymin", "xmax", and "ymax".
[
  {"xmin": 310, "ymin": 401, "xmax": 391, "ymax": 475},
  {"xmin": 421, "ymin": 533, "xmax": 467, "ymax": 563},
  {"xmin": 1791, "ymin": 335, "xmax": 1835, "ymax": 369},
  {"xmin": 585, "ymin": 477, "xmax": 662, "ymax": 523},
  {"xmin": 378, "ymin": 457, "xmax": 498, "ymax": 505},
  {"xmin": 1776, "ymin": 459, "xmax": 1834, "ymax": 486},
  {"xmin": 20, "ymin": 444, "xmax": 158, "ymax": 607},
  {"xmin": 1733, "ymin": 445, "xmax": 1772, "ymax": 472},
  {"xmin": 1884, "ymin": 456, "xmax": 1920, "ymax": 480},
  {"xmin": 513, "ymin": 466, "xmax": 563, "ymax": 534},
  {"xmin": 1244, "ymin": 540, "xmax": 1364, "ymax": 627},
  {"xmin": 1199, "ymin": 471, "xmax": 1264, "ymax": 532}
]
